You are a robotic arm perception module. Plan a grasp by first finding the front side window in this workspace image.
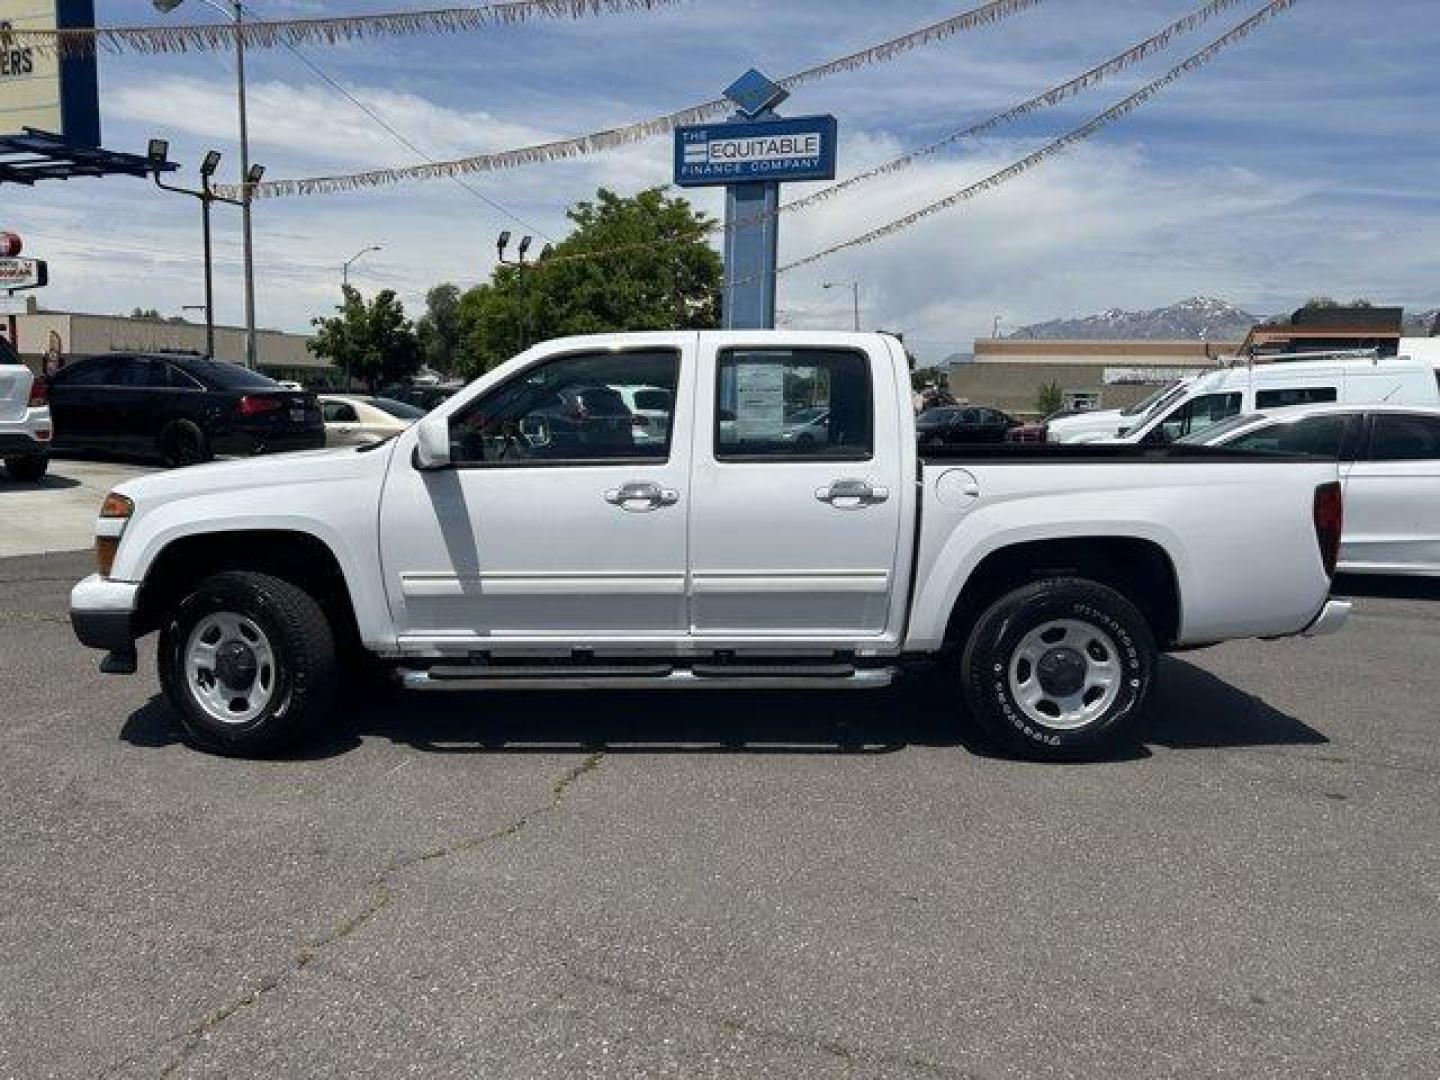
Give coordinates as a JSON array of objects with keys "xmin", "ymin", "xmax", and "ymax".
[
  {"xmin": 1228, "ymin": 415, "xmax": 1353, "ymax": 458},
  {"xmin": 1255, "ymin": 386, "xmax": 1338, "ymax": 409},
  {"xmin": 716, "ymin": 347, "xmax": 872, "ymax": 460},
  {"xmin": 1367, "ymin": 414, "xmax": 1440, "ymax": 461},
  {"xmin": 1149, "ymin": 392, "xmax": 1242, "ymax": 443},
  {"xmin": 449, "ymin": 349, "xmax": 679, "ymax": 466}
]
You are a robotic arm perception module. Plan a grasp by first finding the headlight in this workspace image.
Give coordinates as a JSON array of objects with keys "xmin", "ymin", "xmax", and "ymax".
[{"xmin": 96, "ymin": 492, "xmax": 134, "ymax": 577}]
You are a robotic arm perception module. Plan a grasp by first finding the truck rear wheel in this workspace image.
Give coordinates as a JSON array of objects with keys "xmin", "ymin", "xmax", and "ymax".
[
  {"xmin": 158, "ymin": 571, "xmax": 336, "ymax": 756},
  {"xmin": 959, "ymin": 577, "xmax": 1155, "ymax": 760}
]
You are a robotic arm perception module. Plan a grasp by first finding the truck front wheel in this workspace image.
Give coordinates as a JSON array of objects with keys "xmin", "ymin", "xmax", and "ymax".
[
  {"xmin": 959, "ymin": 577, "xmax": 1156, "ymax": 760},
  {"xmin": 158, "ymin": 571, "xmax": 337, "ymax": 756}
]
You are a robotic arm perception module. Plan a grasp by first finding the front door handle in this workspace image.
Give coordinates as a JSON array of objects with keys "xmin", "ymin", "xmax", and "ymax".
[
  {"xmin": 604, "ymin": 481, "xmax": 680, "ymax": 513},
  {"xmin": 815, "ymin": 478, "xmax": 890, "ymax": 508}
]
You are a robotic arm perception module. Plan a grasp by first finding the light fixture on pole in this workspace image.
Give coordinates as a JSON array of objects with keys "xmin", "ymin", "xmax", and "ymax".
[
  {"xmin": 342, "ymin": 245, "xmax": 381, "ymax": 288},
  {"xmin": 152, "ymin": 0, "xmax": 258, "ymax": 369},
  {"xmin": 149, "ymin": 143, "xmax": 249, "ymax": 362},
  {"xmin": 823, "ymin": 281, "xmax": 861, "ymax": 332}
]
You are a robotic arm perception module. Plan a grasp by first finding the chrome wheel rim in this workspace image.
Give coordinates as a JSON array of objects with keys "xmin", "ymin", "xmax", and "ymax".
[
  {"xmin": 1008, "ymin": 618, "xmax": 1123, "ymax": 731},
  {"xmin": 185, "ymin": 612, "xmax": 277, "ymax": 725}
]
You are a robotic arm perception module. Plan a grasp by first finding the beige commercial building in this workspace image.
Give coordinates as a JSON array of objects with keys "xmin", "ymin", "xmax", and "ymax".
[
  {"xmin": 950, "ymin": 338, "xmax": 1241, "ymax": 418},
  {"xmin": 3, "ymin": 301, "xmax": 331, "ymax": 384}
]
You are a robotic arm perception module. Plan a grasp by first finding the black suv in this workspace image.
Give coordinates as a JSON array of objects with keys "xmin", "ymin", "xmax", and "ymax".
[{"xmin": 48, "ymin": 353, "xmax": 324, "ymax": 466}]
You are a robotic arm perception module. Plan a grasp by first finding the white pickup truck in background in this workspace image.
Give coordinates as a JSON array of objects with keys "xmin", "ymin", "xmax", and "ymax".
[{"xmin": 70, "ymin": 331, "xmax": 1350, "ymax": 760}]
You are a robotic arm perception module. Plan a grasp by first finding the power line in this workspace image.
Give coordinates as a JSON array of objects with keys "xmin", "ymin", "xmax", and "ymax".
[{"xmin": 250, "ymin": 13, "xmax": 554, "ymax": 240}]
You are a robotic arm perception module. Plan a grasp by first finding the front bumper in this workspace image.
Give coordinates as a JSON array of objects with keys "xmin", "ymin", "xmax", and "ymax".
[
  {"xmin": 1302, "ymin": 598, "xmax": 1352, "ymax": 638},
  {"xmin": 70, "ymin": 574, "xmax": 140, "ymax": 658}
]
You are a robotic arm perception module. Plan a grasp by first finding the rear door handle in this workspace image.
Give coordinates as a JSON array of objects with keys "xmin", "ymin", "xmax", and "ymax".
[
  {"xmin": 815, "ymin": 478, "xmax": 890, "ymax": 507},
  {"xmin": 604, "ymin": 481, "xmax": 680, "ymax": 512}
]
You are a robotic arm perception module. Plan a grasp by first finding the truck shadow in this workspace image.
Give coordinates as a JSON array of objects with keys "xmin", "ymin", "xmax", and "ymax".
[{"xmin": 120, "ymin": 657, "xmax": 1326, "ymax": 762}]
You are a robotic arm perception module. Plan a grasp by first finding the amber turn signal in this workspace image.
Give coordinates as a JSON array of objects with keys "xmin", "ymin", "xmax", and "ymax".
[
  {"xmin": 95, "ymin": 536, "xmax": 120, "ymax": 577},
  {"xmin": 100, "ymin": 492, "xmax": 134, "ymax": 519}
]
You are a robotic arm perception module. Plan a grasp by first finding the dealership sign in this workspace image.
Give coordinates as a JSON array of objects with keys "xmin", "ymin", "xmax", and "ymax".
[
  {"xmin": 0, "ymin": 0, "xmax": 100, "ymax": 146},
  {"xmin": 0, "ymin": 256, "xmax": 46, "ymax": 289},
  {"xmin": 674, "ymin": 115, "xmax": 838, "ymax": 187}
]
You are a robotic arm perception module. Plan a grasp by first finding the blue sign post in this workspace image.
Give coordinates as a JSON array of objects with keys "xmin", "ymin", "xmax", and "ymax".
[{"xmin": 674, "ymin": 70, "xmax": 838, "ymax": 331}]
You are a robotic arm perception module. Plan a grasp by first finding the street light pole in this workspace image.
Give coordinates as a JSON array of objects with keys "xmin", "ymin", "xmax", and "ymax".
[
  {"xmin": 152, "ymin": 0, "xmax": 258, "ymax": 368},
  {"xmin": 233, "ymin": 0, "xmax": 257, "ymax": 370},
  {"xmin": 824, "ymin": 281, "xmax": 860, "ymax": 332}
]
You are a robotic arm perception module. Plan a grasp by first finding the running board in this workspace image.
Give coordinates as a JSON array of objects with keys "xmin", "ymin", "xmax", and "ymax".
[{"xmin": 399, "ymin": 664, "xmax": 895, "ymax": 692}]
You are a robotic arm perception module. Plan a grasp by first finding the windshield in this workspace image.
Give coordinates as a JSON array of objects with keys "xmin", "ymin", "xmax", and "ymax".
[
  {"xmin": 1176, "ymin": 412, "xmax": 1262, "ymax": 445},
  {"xmin": 1121, "ymin": 381, "xmax": 1180, "ymax": 417},
  {"xmin": 184, "ymin": 359, "xmax": 281, "ymax": 390},
  {"xmin": 371, "ymin": 397, "xmax": 426, "ymax": 420},
  {"xmin": 1133, "ymin": 382, "xmax": 1191, "ymax": 423}
]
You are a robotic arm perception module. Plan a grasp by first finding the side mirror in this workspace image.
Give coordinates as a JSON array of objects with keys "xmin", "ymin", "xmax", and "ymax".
[{"xmin": 414, "ymin": 415, "xmax": 452, "ymax": 470}]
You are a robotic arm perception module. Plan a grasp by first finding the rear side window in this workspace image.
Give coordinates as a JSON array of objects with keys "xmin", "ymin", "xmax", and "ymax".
[
  {"xmin": 1367, "ymin": 415, "xmax": 1440, "ymax": 461},
  {"xmin": 1228, "ymin": 415, "xmax": 1352, "ymax": 458},
  {"xmin": 323, "ymin": 400, "xmax": 359, "ymax": 423},
  {"xmin": 1255, "ymin": 386, "xmax": 1338, "ymax": 409},
  {"xmin": 716, "ymin": 347, "xmax": 872, "ymax": 460}
]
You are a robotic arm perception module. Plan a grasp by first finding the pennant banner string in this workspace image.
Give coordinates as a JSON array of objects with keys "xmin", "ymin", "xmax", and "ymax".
[
  {"xmin": 0, "ymin": 0, "xmax": 688, "ymax": 57},
  {"xmin": 766, "ymin": 0, "xmax": 1300, "ymax": 282},
  {"xmin": 217, "ymin": 0, "xmax": 1049, "ymax": 200}
]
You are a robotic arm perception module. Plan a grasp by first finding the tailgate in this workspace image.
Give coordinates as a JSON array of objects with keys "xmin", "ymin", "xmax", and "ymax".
[{"xmin": 0, "ymin": 366, "xmax": 31, "ymax": 422}]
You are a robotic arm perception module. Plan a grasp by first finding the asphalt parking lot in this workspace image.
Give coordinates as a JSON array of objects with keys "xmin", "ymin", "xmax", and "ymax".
[{"xmin": 1, "ymin": 543, "xmax": 1437, "ymax": 1078}]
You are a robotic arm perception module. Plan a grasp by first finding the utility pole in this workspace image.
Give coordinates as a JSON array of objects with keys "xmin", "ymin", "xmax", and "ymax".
[{"xmin": 825, "ymin": 281, "xmax": 860, "ymax": 331}]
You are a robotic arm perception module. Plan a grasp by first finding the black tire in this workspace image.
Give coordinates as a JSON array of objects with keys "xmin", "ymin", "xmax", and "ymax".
[
  {"xmin": 959, "ymin": 577, "xmax": 1156, "ymax": 760},
  {"xmin": 159, "ymin": 420, "xmax": 212, "ymax": 468},
  {"xmin": 3, "ymin": 453, "xmax": 48, "ymax": 481},
  {"xmin": 158, "ymin": 571, "xmax": 336, "ymax": 756}
]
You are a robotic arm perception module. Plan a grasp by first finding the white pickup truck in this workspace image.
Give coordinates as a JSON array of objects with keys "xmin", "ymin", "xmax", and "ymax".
[{"xmin": 70, "ymin": 331, "xmax": 1350, "ymax": 760}]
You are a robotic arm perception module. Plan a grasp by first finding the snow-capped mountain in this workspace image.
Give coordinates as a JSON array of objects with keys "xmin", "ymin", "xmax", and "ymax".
[{"xmin": 1007, "ymin": 297, "xmax": 1259, "ymax": 341}]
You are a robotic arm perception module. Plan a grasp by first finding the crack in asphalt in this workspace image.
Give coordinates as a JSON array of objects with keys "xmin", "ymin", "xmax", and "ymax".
[
  {"xmin": 567, "ymin": 968, "xmax": 981, "ymax": 1079},
  {"xmin": 145, "ymin": 751, "xmax": 605, "ymax": 1079},
  {"xmin": 0, "ymin": 609, "xmax": 68, "ymax": 624}
]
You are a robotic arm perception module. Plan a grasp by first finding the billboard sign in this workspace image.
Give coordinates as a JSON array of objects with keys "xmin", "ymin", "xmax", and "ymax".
[
  {"xmin": 0, "ymin": 256, "xmax": 47, "ymax": 289},
  {"xmin": 674, "ymin": 115, "xmax": 838, "ymax": 187},
  {"xmin": 0, "ymin": 0, "xmax": 100, "ymax": 146}
]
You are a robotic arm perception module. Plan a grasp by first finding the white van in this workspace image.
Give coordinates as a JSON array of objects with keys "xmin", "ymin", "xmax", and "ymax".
[
  {"xmin": 1117, "ymin": 355, "xmax": 1440, "ymax": 445},
  {"xmin": 1399, "ymin": 337, "xmax": 1440, "ymax": 383}
]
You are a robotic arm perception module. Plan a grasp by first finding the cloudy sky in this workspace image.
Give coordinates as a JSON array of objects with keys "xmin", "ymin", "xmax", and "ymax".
[{"xmin": 7, "ymin": 0, "xmax": 1437, "ymax": 362}]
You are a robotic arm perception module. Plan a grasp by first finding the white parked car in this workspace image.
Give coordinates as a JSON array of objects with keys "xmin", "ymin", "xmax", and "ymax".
[
  {"xmin": 318, "ymin": 394, "xmax": 425, "ymax": 447},
  {"xmin": 0, "ymin": 353, "xmax": 51, "ymax": 481},
  {"xmin": 71, "ymin": 331, "xmax": 1349, "ymax": 761},
  {"xmin": 1116, "ymin": 355, "xmax": 1440, "ymax": 446},
  {"xmin": 1046, "ymin": 380, "xmax": 1192, "ymax": 444},
  {"xmin": 1186, "ymin": 404, "xmax": 1440, "ymax": 577}
]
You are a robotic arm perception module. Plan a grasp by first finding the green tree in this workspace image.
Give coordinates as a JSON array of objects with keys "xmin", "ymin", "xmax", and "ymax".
[
  {"xmin": 416, "ymin": 283, "xmax": 463, "ymax": 375},
  {"xmin": 455, "ymin": 187, "xmax": 723, "ymax": 377},
  {"xmin": 1035, "ymin": 380, "xmax": 1064, "ymax": 417},
  {"xmin": 308, "ymin": 285, "xmax": 421, "ymax": 390}
]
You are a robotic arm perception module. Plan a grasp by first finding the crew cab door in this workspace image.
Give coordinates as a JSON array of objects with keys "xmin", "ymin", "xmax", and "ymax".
[
  {"xmin": 687, "ymin": 336, "xmax": 906, "ymax": 639},
  {"xmin": 1343, "ymin": 412, "xmax": 1440, "ymax": 571},
  {"xmin": 379, "ymin": 338, "xmax": 694, "ymax": 643}
]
